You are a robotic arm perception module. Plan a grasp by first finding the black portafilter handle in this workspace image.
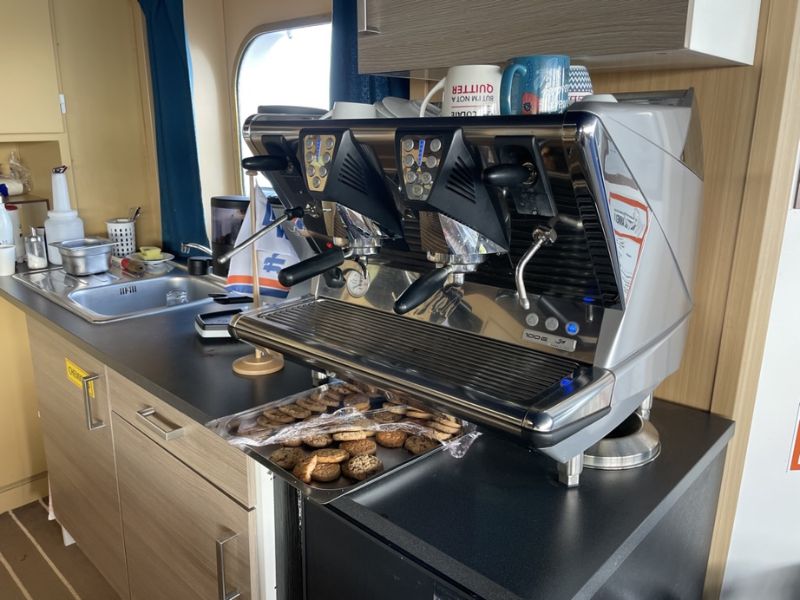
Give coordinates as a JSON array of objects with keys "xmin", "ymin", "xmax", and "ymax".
[
  {"xmin": 278, "ymin": 248, "xmax": 346, "ymax": 287},
  {"xmin": 393, "ymin": 266, "xmax": 453, "ymax": 315},
  {"xmin": 241, "ymin": 155, "xmax": 289, "ymax": 172},
  {"xmin": 483, "ymin": 164, "xmax": 534, "ymax": 187}
]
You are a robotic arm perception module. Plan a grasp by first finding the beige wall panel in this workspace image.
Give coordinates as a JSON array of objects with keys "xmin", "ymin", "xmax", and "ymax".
[
  {"xmin": 52, "ymin": 0, "xmax": 160, "ymax": 244},
  {"xmin": 0, "ymin": 0, "xmax": 63, "ymax": 135},
  {"xmin": 185, "ymin": 0, "xmax": 237, "ymax": 234},
  {"xmin": 591, "ymin": 3, "xmax": 769, "ymax": 410},
  {"xmin": 0, "ymin": 302, "xmax": 46, "ymax": 510}
]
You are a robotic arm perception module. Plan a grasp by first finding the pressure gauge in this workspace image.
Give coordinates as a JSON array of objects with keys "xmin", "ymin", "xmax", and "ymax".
[{"xmin": 345, "ymin": 269, "xmax": 370, "ymax": 298}]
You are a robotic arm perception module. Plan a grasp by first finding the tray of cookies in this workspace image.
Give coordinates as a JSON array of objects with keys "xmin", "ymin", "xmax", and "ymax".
[{"xmin": 206, "ymin": 380, "xmax": 479, "ymax": 503}]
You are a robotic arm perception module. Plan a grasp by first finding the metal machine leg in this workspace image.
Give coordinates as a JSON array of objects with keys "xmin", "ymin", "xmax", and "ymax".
[
  {"xmin": 557, "ymin": 454, "xmax": 583, "ymax": 487},
  {"xmin": 638, "ymin": 393, "xmax": 654, "ymax": 421}
]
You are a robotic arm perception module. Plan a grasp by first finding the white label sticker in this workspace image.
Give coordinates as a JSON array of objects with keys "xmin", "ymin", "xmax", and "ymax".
[
  {"xmin": 608, "ymin": 188, "xmax": 649, "ymax": 300},
  {"xmin": 522, "ymin": 329, "xmax": 577, "ymax": 352}
]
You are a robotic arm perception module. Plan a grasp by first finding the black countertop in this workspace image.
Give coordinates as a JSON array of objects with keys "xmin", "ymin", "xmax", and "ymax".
[
  {"xmin": 334, "ymin": 400, "xmax": 733, "ymax": 600},
  {"xmin": 0, "ymin": 271, "xmax": 735, "ymax": 599},
  {"xmin": 0, "ymin": 272, "xmax": 313, "ymax": 423}
]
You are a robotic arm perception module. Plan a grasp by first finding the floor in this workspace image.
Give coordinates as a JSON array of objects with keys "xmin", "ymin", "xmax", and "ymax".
[{"xmin": 0, "ymin": 499, "xmax": 119, "ymax": 600}]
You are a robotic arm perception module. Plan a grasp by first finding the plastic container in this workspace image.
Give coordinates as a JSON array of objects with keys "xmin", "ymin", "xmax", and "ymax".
[
  {"xmin": 44, "ymin": 166, "xmax": 85, "ymax": 264},
  {"xmin": 0, "ymin": 202, "xmax": 12, "ymax": 247},
  {"xmin": 25, "ymin": 228, "xmax": 48, "ymax": 270},
  {"xmin": 5, "ymin": 204, "xmax": 24, "ymax": 261}
]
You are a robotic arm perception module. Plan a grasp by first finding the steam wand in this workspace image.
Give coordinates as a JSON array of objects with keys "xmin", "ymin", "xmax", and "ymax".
[{"xmin": 515, "ymin": 215, "xmax": 583, "ymax": 310}]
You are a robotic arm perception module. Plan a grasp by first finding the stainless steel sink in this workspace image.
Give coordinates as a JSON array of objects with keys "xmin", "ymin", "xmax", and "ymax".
[{"xmin": 13, "ymin": 265, "xmax": 227, "ymax": 323}]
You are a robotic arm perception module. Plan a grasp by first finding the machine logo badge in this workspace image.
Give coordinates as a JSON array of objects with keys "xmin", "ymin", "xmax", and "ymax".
[{"xmin": 522, "ymin": 329, "xmax": 577, "ymax": 352}]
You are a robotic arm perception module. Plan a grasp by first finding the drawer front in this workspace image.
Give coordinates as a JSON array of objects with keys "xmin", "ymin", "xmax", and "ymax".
[
  {"xmin": 107, "ymin": 368, "xmax": 252, "ymax": 507},
  {"xmin": 115, "ymin": 416, "xmax": 256, "ymax": 600},
  {"xmin": 27, "ymin": 319, "xmax": 130, "ymax": 598}
]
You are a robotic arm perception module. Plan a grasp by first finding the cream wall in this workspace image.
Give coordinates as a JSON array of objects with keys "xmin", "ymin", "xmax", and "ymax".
[{"xmin": 185, "ymin": 0, "xmax": 330, "ymax": 221}]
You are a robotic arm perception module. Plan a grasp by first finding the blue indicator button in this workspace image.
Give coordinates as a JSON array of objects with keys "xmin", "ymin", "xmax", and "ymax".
[{"xmin": 565, "ymin": 321, "xmax": 580, "ymax": 336}]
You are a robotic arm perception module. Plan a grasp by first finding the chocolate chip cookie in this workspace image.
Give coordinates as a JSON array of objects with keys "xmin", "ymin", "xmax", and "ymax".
[
  {"xmin": 269, "ymin": 447, "xmax": 305, "ymax": 469},
  {"xmin": 376, "ymin": 430, "xmax": 408, "ymax": 449},
  {"xmin": 342, "ymin": 454, "xmax": 383, "ymax": 481},
  {"xmin": 339, "ymin": 438, "xmax": 377, "ymax": 456},
  {"xmin": 292, "ymin": 455, "xmax": 318, "ymax": 484},
  {"xmin": 404, "ymin": 435, "xmax": 440, "ymax": 455},
  {"xmin": 313, "ymin": 448, "xmax": 350, "ymax": 463},
  {"xmin": 311, "ymin": 462, "xmax": 342, "ymax": 483}
]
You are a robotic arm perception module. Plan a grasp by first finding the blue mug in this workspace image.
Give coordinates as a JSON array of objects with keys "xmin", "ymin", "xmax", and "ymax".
[{"xmin": 500, "ymin": 55, "xmax": 570, "ymax": 115}]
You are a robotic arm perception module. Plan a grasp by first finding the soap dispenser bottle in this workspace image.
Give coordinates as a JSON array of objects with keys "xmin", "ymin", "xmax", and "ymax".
[
  {"xmin": 44, "ymin": 165, "xmax": 84, "ymax": 264},
  {"xmin": 0, "ymin": 188, "xmax": 13, "ymax": 247}
]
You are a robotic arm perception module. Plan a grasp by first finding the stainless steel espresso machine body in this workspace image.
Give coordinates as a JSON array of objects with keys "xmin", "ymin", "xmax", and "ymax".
[{"xmin": 233, "ymin": 91, "xmax": 703, "ymax": 485}]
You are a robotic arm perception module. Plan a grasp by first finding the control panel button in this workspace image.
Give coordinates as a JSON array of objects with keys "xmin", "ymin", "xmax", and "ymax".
[
  {"xmin": 421, "ymin": 172, "xmax": 433, "ymax": 184},
  {"xmin": 525, "ymin": 313, "xmax": 539, "ymax": 327},
  {"xmin": 430, "ymin": 138, "xmax": 442, "ymax": 152},
  {"xmin": 402, "ymin": 154, "xmax": 414, "ymax": 167},
  {"xmin": 402, "ymin": 139, "xmax": 414, "ymax": 152},
  {"xmin": 411, "ymin": 184, "xmax": 424, "ymax": 197},
  {"xmin": 322, "ymin": 152, "xmax": 332, "ymax": 164},
  {"xmin": 318, "ymin": 166, "xmax": 328, "ymax": 178},
  {"xmin": 405, "ymin": 171, "xmax": 417, "ymax": 183},
  {"xmin": 324, "ymin": 137, "xmax": 335, "ymax": 149},
  {"xmin": 545, "ymin": 317, "xmax": 559, "ymax": 331},
  {"xmin": 305, "ymin": 151, "xmax": 314, "ymax": 163},
  {"xmin": 425, "ymin": 155, "xmax": 438, "ymax": 168},
  {"xmin": 304, "ymin": 138, "xmax": 313, "ymax": 149},
  {"xmin": 565, "ymin": 321, "xmax": 580, "ymax": 336},
  {"xmin": 307, "ymin": 165, "xmax": 316, "ymax": 177},
  {"xmin": 312, "ymin": 176, "xmax": 321, "ymax": 188}
]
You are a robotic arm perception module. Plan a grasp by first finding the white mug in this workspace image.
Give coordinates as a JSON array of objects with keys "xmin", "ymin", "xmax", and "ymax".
[
  {"xmin": 322, "ymin": 101, "xmax": 377, "ymax": 120},
  {"xmin": 419, "ymin": 65, "xmax": 502, "ymax": 117}
]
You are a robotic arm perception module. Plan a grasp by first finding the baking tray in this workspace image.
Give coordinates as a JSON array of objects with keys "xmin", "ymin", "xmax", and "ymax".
[{"xmin": 206, "ymin": 381, "xmax": 478, "ymax": 503}]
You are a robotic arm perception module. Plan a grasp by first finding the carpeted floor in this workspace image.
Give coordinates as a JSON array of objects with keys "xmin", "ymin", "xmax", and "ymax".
[{"xmin": 0, "ymin": 499, "xmax": 119, "ymax": 599}]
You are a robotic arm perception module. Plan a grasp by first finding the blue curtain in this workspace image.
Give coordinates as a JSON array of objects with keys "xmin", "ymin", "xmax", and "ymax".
[
  {"xmin": 138, "ymin": 0, "xmax": 208, "ymax": 253},
  {"xmin": 330, "ymin": 0, "xmax": 409, "ymax": 105}
]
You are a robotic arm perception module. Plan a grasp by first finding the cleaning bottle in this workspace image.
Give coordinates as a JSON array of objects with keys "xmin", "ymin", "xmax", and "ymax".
[
  {"xmin": 44, "ymin": 165, "xmax": 84, "ymax": 264},
  {"xmin": 0, "ymin": 186, "xmax": 13, "ymax": 247}
]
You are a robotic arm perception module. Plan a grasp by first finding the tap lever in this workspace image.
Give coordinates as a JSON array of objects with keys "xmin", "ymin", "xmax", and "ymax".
[
  {"xmin": 483, "ymin": 164, "xmax": 534, "ymax": 187},
  {"xmin": 278, "ymin": 247, "xmax": 348, "ymax": 287},
  {"xmin": 218, "ymin": 207, "xmax": 304, "ymax": 265},
  {"xmin": 393, "ymin": 265, "xmax": 455, "ymax": 315}
]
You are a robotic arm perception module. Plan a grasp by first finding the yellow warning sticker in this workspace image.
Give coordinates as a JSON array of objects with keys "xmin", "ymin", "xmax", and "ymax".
[{"xmin": 65, "ymin": 358, "xmax": 95, "ymax": 398}]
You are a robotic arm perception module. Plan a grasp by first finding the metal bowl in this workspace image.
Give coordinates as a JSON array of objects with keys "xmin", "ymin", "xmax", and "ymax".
[{"xmin": 50, "ymin": 237, "xmax": 115, "ymax": 276}]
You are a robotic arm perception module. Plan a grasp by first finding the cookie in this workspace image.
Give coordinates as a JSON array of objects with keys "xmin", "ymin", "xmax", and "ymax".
[
  {"xmin": 313, "ymin": 448, "xmax": 350, "ymax": 463},
  {"xmin": 373, "ymin": 411, "xmax": 403, "ymax": 424},
  {"xmin": 262, "ymin": 409, "xmax": 294, "ymax": 424},
  {"xmin": 278, "ymin": 404, "xmax": 312, "ymax": 420},
  {"xmin": 314, "ymin": 391, "xmax": 343, "ymax": 408},
  {"xmin": 269, "ymin": 447, "xmax": 305, "ymax": 469},
  {"xmin": 404, "ymin": 435, "xmax": 440, "ymax": 455},
  {"xmin": 343, "ymin": 393, "xmax": 371, "ymax": 411},
  {"xmin": 292, "ymin": 455, "xmax": 318, "ymax": 483},
  {"xmin": 376, "ymin": 430, "xmax": 408, "ymax": 449},
  {"xmin": 406, "ymin": 408, "xmax": 433, "ymax": 419},
  {"xmin": 434, "ymin": 413, "xmax": 459, "ymax": 425},
  {"xmin": 342, "ymin": 454, "xmax": 383, "ymax": 481},
  {"xmin": 429, "ymin": 429, "xmax": 454, "ymax": 441},
  {"xmin": 333, "ymin": 430, "xmax": 367, "ymax": 441},
  {"xmin": 382, "ymin": 402, "xmax": 407, "ymax": 415},
  {"xmin": 297, "ymin": 397, "xmax": 328, "ymax": 413},
  {"xmin": 340, "ymin": 438, "xmax": 377, "ymax": 456},
  {"xmin": 430, "ymin": 420, "xmax": 461, "ymax": 434},
  {"xmin": 311, "ymin": 462, "xmax": 341, "ymax": 483},
  {"xmin": 302, "ymin": 433, "xmax": 333, "ymax": 448},
  {"xmin": 281, "ymin": 438, "xmax": 303, "ymax": 448}
]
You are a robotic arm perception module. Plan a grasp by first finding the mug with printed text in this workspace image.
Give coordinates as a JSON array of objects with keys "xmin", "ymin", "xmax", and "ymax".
[{"xmin": 419, "ymin": 65, "xmax": 502, "ymax": 117}]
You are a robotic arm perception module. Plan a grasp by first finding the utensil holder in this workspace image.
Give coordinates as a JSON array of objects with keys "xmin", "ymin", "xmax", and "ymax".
[{"xmin": 106, "ymin": 219, "xmax": 136, "ymax": 258}]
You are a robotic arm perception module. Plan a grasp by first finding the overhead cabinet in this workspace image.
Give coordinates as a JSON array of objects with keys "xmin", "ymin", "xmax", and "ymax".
[{"xmin": 357, "ymin": 0, "xmax": 762, "ymax": 74}]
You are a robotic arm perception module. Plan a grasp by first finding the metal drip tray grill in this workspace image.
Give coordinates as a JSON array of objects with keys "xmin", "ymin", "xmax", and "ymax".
[{"xmin": 233, "ymin": 297, "xmax": 584, "ymax": 432}]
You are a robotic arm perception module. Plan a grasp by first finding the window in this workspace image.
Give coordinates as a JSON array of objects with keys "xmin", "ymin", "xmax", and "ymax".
[{"xmin": 236, "ymin": 22, "xmax": 332, "ymax": 191}]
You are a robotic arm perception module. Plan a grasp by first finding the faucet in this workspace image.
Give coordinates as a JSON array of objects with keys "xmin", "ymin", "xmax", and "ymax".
[{"xmin": 180, "ymin": 242, "xmax": 212, "ymax": 256}]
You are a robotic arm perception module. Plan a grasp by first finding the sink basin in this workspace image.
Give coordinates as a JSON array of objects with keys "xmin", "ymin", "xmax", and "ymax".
[
  {"xmin": 13, "ymin": 266, "xmax": 228, "ymax": 323},
  {"xmin": 69, "ymin": 276, "xmax": 225, "ymax": 320}
]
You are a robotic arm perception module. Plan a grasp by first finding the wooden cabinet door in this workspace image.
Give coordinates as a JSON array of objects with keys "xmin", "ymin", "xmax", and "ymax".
[
  {"xmin": 27, "ymin": 320, "xmax": 129, "ymax": 598},
  {"xmin": 114, "ymin": 415, "xmax": 256, "ymax": 600},
  {"xmin": 0, "ymin": 0, "xmax": 64, "ymax": 134}
]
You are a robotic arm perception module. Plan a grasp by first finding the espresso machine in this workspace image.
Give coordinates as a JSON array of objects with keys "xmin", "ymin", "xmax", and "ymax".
[{"xmin": 232, "ymin": 90, "xmax": 703, "ymax": 486}]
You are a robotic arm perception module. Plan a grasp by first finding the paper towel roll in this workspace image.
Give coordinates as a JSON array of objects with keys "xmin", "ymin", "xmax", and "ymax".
[{"xmin": 0, "ymin": 178, "xmax": 24, "ymax": 196}]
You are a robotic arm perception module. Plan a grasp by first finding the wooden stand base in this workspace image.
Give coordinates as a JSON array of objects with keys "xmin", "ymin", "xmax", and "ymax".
[{"xmin": 232, "ymin": 349, "xmax": 285, "ymax": 376}]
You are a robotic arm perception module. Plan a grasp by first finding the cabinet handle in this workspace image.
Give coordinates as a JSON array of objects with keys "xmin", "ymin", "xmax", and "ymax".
[
  {"xmin": 81, "ymin": 374, "xmax": 105, "ymax": 431},
  {"xmin": 135, "ymin": 407, "xmax": 185, "ymax": 441},
  {"xmin": 357, "ymin": 0, "xmax": 380, "ymax": 34},
  {"xmin": 216, "ymin": 531, "xmax": 241, "ymax": 600}
]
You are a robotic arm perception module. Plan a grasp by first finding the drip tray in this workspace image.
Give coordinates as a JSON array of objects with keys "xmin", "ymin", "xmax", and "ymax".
[{"xmin": 231, "ymin": 296, "xmax": 585, "ymax": 433}]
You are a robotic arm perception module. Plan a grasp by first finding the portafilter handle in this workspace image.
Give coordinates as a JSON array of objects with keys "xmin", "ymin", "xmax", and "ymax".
[
  {"xmin": 393, "ymin": 265, "xmax": 456, "ymax": 315},
  {"xmin": 278, "ymin": 247, "xmax": 350, "ymax": 287}
]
